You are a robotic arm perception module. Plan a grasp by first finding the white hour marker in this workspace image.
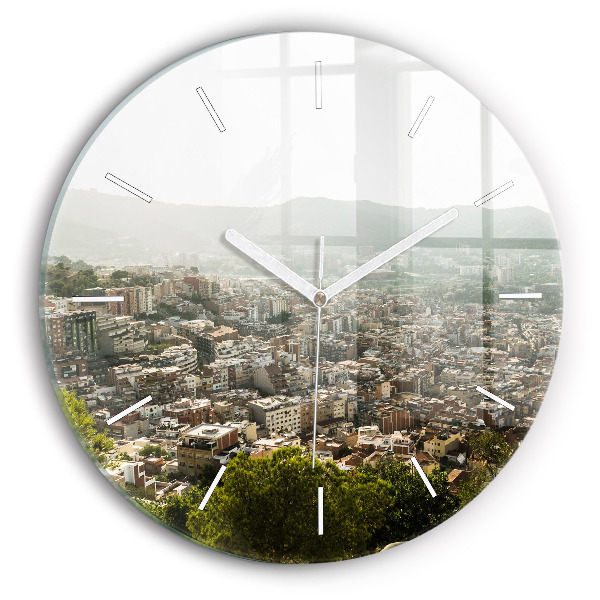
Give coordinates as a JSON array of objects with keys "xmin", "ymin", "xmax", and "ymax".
[
  {"xmin": 105, "ymin": 173, "xmax": 153, "ymax": 203},
  {"xmin": 199, "ymin": 465, "xmax": 227, "ymax": 510},
  {"xmin": 408, "ymin": 96, "xmax": 434, "ymax": 138},
  {"xmin": 72, "ymin": 296, "xmax": 124, "ymax": 302},
  {"xmin": 474, "ymin": 180, "xmax": 514, "ymax": 207},
  {"xmin": 318, "ymin": 486, "xmax": 324, "ymax": 535},
  {"xmin": 410, "ymin": 456, "xmax": 437, "ymax": 498},
  {"xmin": 476, "ymin": 386, "xmax": 515, "ymax": 411},
  {"xmin": 499, "ymin": 293, "xmax": 542, "ymax": 299},
  {"xmin": 106, "ymin": 395, "xmax": 152, "ymax": 425},
  {"xmin": 196, "ymin": 87, "xmax": 226, "ymax": 132},
  {"xmin": 315, "ymin": 61, "xmax": 322, "ymax": 109}
]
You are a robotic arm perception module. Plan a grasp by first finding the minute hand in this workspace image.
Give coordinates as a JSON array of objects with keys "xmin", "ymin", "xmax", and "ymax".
[
  {"xmin": 225, "ymin": 229, "xmax": 319, "ymax": 303},
  {"xmin": 323, "ymin": 207, "xmax": 458, "ymax": 300}
]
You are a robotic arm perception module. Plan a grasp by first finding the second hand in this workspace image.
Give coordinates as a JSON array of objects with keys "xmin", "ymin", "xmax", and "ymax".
[{"xmin": 311, "ymin": 236, "xmax": 325, "ymax": 469}]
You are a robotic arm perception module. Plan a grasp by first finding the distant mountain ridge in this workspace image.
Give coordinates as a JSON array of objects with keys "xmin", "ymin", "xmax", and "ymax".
[{"xmin": 47, "ymin": 189, "xmax": 557, "ymax": 261}]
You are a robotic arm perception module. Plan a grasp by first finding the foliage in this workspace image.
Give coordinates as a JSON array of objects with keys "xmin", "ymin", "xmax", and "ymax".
[
  {"xmin": 158, "ymin": 303, "xmax": 180, "ymax": 317},
  {"xmin": 138, "ymin": 444, "xmax": 170, "ymax": 459},
  {"xmin": 128, "ymin": 274, "xmax": 154, "ymax": 287},
  {"xmin": 49, "ymin": 256, "xmax": 94, "ymax": 271},
  {"xmin": 181, "ymin": 310, "xmax": 198, "ymax": 321},
  {"xmin": 457, "ymin": 468, "xmax": 488, "ymax": 508},
  {"xmin": 356, "ymin": 459, "xmax": 459, "ymax": 547},
  {"xmin": 468, "ymin": 430, "xmax": 513, "ymax": 477},
  {"xmin": 61, "ymin": 389, "xmax": 114, "ymax": 461},
  {"xmin": 337, "ymin": 446, "xmax": 354, "ymax": 459},
  {"xmin": 145, "ymin": 465, "xmax": 218, "ymax": 530},
  {"xmin": 46, "ymin": 263, "xmax": 99, "ymax": 297},
  {"xmin": 458, "ymin": 430, "xmax": 515, "ymax": 507},
  {"xmin": 267, "ymin": 310, "xmax": 292, "ymax": 324},
  {"xmin": 126, "ymin": 482, "xmax": 155, "ymax": 501},
  {"xmin": 166, "ymin": 470, "xmax": 186, "ymax": 482},
  {"xmin": 145, "ymin": 450, "xmax": 463, "ymax": 562},
  {"xmin": 141, "ymin": 313, "xmax": 162, "ymax": 322},
  {"xmin": 109, "ymin": 269, "xmax": 129, "ymax": 281},
  {"xmin": 187, "ymin": 449, "xmax": 391, "ymax": 562}
]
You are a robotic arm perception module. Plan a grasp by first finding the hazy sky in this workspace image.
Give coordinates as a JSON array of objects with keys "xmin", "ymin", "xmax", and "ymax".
[{"xmin": 68, "ymin": 33, "xmax": 549, "ymax": 212}]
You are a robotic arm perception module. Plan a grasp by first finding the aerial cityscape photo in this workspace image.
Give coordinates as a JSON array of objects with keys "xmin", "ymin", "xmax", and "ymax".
[{"xmin": 41, "ymin": 189, "xmax": 562, "ymax": 562}]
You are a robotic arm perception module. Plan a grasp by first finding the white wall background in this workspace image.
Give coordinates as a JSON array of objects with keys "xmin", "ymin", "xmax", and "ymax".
[{"xmin": 2, "ymin": 1, "xmax": 596, "ymax": 597}]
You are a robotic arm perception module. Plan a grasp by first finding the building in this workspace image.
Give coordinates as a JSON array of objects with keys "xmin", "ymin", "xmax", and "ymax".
[
  {"xmin": 103, "ymin": 410, "xmax": 150, "ymax": 440},
  {"xmin": 379, "ymin": 408, "xmax": 414, "ymax": 434},
  {"xmin": 182, "ymin": 275, "xmax": 219, "ymax": 298},
  {"xmin": 424, "ymin": 431, "xmax": 461, "ymax": 458},
  {"xmin": 134, "ymin": 367, "xmax": 196, "ymax": 404},
  {"xmin": 45, "ymin": 312, "xmax": 66, "ymax": 352},
  {"xmin": 476, "ymin": 401, "xmax": 516, "ymax": 429},
  {"xmin": 177, "ymin": 424, "xmax": 239, "ymax": 476},
  {"xmin": 248, "ymin": 397, "xmax": 302, "ymax": 435},
  {"xmin": 105, "ymin": 286, "xmax": 154, "ymax": 316},
  {"xmin": 178, "ymin": 319, "xmax": 214, "ymax": 351},
  {"xmin": 196, "ymin": 326, "xmax": 239, "ymax": 362},
  {"xmin": 300, "ymin": 394, "xmax": 348, "ymax": 433},
  {"xmin": 109, "ymin": 364, "xmax": 195, "ymax": 404},
  {"xmin": 253, "ymin": 364, "xmax": 289, "ymax": 395},
  {"xmin": 52, "ymin": 352, "xmax": 88, "ymax": 380},
  {"xmin": 45, "ymin": 310, "xmax": 98, "ymax": 356},
  {"xmin": 122, "ymin": 461, "xmax": 155, "ymax": 489},
  {"xmin": 163, "ymin": 398, "xmax": 213, "ymax": 426},
  {"xmin": 96, "ymin": 314, "xmax": 147, "ymax": 356},
  {"xmin": 146, "ymin": 344, "xmax": 198, "ymax": 373}
]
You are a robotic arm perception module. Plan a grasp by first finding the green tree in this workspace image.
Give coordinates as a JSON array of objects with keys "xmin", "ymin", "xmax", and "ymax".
[
  {"xmin": 128, "ymin": 274, "xmax": 154, "ymax": 287},
  {"xmin": 337, "ymin": 446, "xmax": 354, "ymax": 459},
  {"xmin": 468, "ymin": 430, "xmax": 513, "ymax": 477},
  {"xmin": 458, "ymin": 431, "xmax": 515, "ymax": 507},
  {"xmin": 60, "ymin": 389, "xmax": 114, "ymax": 461},
  {"xmin": 46, "ymin": 264, "xmax": 99, "ymax": 297},
  {"xmin": 71, "ymin": 259, "xmax": 94, "ymax": 271},
  {"xmin": 186, "ymin": 448, "xmax": 392, "ymax": 562},
  {"xmin": 357, "ymin": 459, "xmax": 459, "ymax": 547},
  {"xmin": 109, "ymin": 269, "xmax": 129, "ymax": 281},
  {"xmin": 267, "ymin": 310, "xmax": 292, "ymax": 324},
  {"xmin": 138, "ymin": 444, "xmax": 170, "ymax": 459}
]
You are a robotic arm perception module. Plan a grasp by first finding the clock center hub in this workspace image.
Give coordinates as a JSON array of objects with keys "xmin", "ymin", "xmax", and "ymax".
[{"xmin": 313, "ymin": 290, "xmax": 327, "ymax": 307}]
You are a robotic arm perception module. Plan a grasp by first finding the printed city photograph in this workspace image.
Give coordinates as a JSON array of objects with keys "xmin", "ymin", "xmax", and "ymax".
[{"xmin": 40, "ymin": 33, "xmax": 562, "ymax": 563}]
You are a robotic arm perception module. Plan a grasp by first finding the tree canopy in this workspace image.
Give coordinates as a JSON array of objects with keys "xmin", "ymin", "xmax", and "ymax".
[
  {"xmin": 356, "ymin": 458, "xmax": 459, "ymax": 548},
  {"xmin": 468, "ymin": 430, "xmax": 513, "ymax": 477},
  {"xmin": 46, "ymin": 263, "xmax": 99, "ymax": 297},
  {"xmin": 147, "ymin": 448, "xmax": 460, "ymax": 563},
  {"xmin": 138, "ymin": 444, "xmax": 170, "ymax": 459},
  {"xmin": 60, "ymin": 389, "xmax": 114, "ymax": 461},
  {"xmin": 267, "ymin": 310, "xmax": 292, "ymax": 324},
  {"xmin": 458, "ymin": 430, "xmax": 515, "ymax": 507},
  {"xmin": 109, "ymin": 269, "xmax": 129, "ymax": 281}
]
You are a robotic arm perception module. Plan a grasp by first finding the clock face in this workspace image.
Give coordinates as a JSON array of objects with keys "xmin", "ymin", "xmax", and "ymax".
[{"xmin": 40, "ymin": 32, "xmax": 562, "ymax": 563}]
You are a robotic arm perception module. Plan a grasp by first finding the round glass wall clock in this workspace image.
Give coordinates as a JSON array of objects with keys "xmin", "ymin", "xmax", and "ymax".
[{"xmin": 40, "ymin": 32, "xmax": 562, "ymax": 563}]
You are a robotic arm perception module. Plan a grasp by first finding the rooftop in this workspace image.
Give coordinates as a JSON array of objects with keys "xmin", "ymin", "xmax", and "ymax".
[{"xmin": 184, "ymin": 423, "xmax": 237, "ymax": 439}]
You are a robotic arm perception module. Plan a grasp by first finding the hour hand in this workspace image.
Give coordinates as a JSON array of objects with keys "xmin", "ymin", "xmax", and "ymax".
[{"xmin": 225, "ymin": 229, "xmax": 319, "ymax": 304}]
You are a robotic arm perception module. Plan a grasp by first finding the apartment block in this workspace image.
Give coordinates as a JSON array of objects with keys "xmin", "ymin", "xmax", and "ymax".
[
  {"xmin": 177, "ymin": 424, "xmax": 238, "ymax": 476},
  {"xmin": 248, "ymin": 397, "xmax": 302, "ymax": 435},
  {"xmin": 96, "ymin": 314, "xmax": 147, "ymax": 356}
]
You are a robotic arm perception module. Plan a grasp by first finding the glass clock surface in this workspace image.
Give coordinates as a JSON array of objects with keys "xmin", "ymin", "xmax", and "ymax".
[{"xmin": 40, "ymin": 32, "xmax": 562, "ymax": 563}]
